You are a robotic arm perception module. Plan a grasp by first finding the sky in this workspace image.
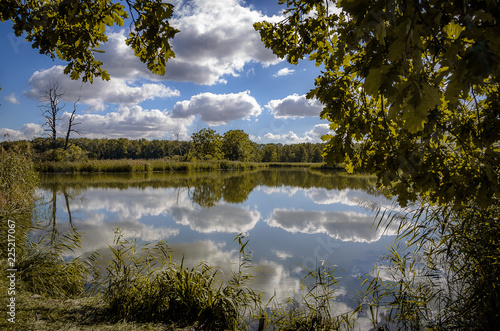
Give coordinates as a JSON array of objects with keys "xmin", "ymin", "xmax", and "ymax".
[{"xmin": 0, "ymin": 0, "xmax": 335, "ymax": 144}]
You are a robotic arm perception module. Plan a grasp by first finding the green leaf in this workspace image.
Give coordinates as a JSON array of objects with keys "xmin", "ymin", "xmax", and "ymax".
[{"xmin": 364, "ymin": 65, "xmax": 391, "ymax": 96}]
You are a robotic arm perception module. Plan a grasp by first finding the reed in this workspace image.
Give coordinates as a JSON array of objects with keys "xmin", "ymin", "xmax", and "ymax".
[
  {"xmin": 35, "ymin": 159, "xmax": 268, "ymax": 173},
  {"xmin": 86, "ymin": 231, "xmax": 262, "ymax": 330},
  {"xmin": 266, "ymin": 262, "xmax": 356, "ymax": 330},
  {"xmin": 358, "ymin": 200, "xmax": 500, "ymax": 330}
]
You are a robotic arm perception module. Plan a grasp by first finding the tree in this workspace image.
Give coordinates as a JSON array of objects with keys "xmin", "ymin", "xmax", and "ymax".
[
  {"xmin": 222, "ymin": 129, "xmax": 253, "ymax": 162},
  {"xmin": 39, "ymin": 82, "xmax": 64, "ymax": 160},
  {"xmin": 262, "ymin": 144, "xmax": 278, "ymax": 162},
  {"xmin": 39, "ymin": 82, "xmax": 81, "ymax": 159},
  {"xmin": 294, "ymin": 144, "xmax": 309, "ymax": 162},
  {"xmin": 255, "ymin": 0, "xmax": 499, "ymax": 208},
  {"xmin": 256, "ymin": 1, "xmax": 500, "ymax": 328},
  {"xmin": 64, "ymin": 98, "xmax": 81, "ymax": 150},
  {"xmin": 1, "ymin": 0, "xmax": 178, "ymax": 82},
  {"xmin": 191, "ymin": 128, "xmax": 224, "ymax": 160}
]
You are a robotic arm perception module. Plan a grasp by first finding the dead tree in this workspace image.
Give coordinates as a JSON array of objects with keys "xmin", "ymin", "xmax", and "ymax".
[
  {"xmin": 39, "ymin": 82, "xmax": 81, "ymax": 159},
  {"xmin": 64, "ymin": 97, "xmax": 81, "ymax": 150},
  {"xmin": 39, "ymin": 81, "xmax": 64, "ymax": 158}
]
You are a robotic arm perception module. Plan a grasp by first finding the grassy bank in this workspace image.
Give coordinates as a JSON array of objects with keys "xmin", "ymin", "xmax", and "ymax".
[
  {"xmin": 34, "ymin": 159, "xmax": 340, "ymax": 173},
  {"xmin": 35, "ymin": 159, "xmax": 267, "ymax": 173}
]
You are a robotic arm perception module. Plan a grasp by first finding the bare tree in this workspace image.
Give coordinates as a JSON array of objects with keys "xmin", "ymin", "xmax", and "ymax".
[
  {"xmin": 39, "ymin": 82, "xmax": 81, "ymax": 159},
  {"xmin": 39, "ymin": 81, "xmax": 64, "ymax": 157},
  {"xmin": 64, "ymin": 97, "xmax": 81, "ymax": 150}
]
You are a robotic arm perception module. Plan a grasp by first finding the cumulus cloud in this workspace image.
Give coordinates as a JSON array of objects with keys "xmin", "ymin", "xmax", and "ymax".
[
  {"xmin": 171, "ymin": 91, "xmax": 261, "ymax": 125},
  {"xmin": 0, "ymin": 123, "xmax": 44, "ymax": 141},
  {"xmin": 63, "ymin": 186, "xmax": 192, "ymax": 221},
  {"xmin": 265, "ymin": 209, "xmax": 398, "ymax": 243},
  {"xmin": 262, "ymin": 123, "xmax": 332, "ymax": 144},
  {"xmin": 0, "ymin": 128, "xmax": 25, "ymax": 141},
  {"xmin": 171, "ymin": 203, "xmax": 261, "ymax": 233},
  {"xmin": 22, "ymin": 123, "xmax": 44, "ymax": 138},
  {"xmin": 73, "ymin": 1, "xmax": 281, "ymax": 85},
  {"xmin": 266, "ymin": 93, "xmax": 324, "ymax": 118},
  {"xmin": 306, "ymin": 123, "xmax": 331, "ymax": 140},
  {"xmin": 164, "ymin": 0, "xmax": 282, "ymax": 84},
  {"xmin": 49, "ymin": 216, "xmax": 179, "ymax": 255},
  {"xmin": 27, "ymin": 66, "xmax": 180, "ymax": 112},
  {"xmin": 273, "ymin": 67, "xmax": 295, "ymax": 77},
  {"xmin": 62, "ymin": 186, "xmax": 261, "ymax": 234},
  {"xmin": 63, "ymin": 105, "xmax": 193, "ymax": 140},
  {"xmin": 4, "ymin": 93, "xmax": 20, "ymax": 104},
  {"xmin": 264, "ymin": 131, "xmax": 315, "ymax": 144}
]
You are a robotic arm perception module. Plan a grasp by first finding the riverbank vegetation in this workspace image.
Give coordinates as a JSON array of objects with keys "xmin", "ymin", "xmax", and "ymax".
[
  {"xmin": 1, "ymin": 131, "xmax": 325, "ymax": 164},
  {"xmin": 2, "ymin": 0, "xmax": 499, "ymax": 328},
  {"xmin": 1, "ymin": 149, "xmax": 357, "ymax": 330},
  {"xmin": 0, "ymin": 133, "xmax": 335, "ymax": 174},
  {"xmin": 254, "ymin": 0, "xmax": 500, "ymax": 328}
]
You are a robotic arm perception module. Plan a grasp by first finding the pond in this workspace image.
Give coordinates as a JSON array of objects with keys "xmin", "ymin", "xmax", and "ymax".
[{"xmin": 37, "ymin": 168, "xmax": 399, "ymax": 320}]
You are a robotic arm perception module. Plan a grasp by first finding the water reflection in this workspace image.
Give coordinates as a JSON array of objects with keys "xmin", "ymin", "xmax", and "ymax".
[
  {"xmin": 38, "ymin": 169, "xmax": 396, "ymax": 314},
  {"xmin": 266, "ymin": 209, "xmax": 397, "ymax": 243}
]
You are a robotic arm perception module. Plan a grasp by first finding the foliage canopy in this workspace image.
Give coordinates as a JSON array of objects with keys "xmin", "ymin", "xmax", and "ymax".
[
  {"xmin": 1, "ymin": 0, "xmax": 178, "ymax": 82},
  {"xmin": 255, "ymin": 0, "xmax": 500, "ymax": 208}
]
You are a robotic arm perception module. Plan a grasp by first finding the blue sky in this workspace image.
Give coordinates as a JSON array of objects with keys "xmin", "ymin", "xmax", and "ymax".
[{"xmin": 0, "ymin": 0, "xmax": 334, "ymax": 144}]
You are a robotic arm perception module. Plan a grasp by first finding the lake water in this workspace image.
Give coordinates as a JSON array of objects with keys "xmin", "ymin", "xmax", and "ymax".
[{"xmin": 37, "ymin": 168, "xmax": 399, "ymax": 322}]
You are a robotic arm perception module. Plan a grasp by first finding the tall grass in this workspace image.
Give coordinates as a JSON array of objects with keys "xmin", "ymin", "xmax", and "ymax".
[
  {"xmin": 358, "ymin": 200, "xmax": 500, "ymax": 330},
  {"xmin": 86, "ymin": 231, "xmax": 262, "ymax": 330},
  {"xmin": 1, "ymin": 148, "xmax": 84, "ymax": 301},
  {"xmin": 267, "ymin": 263, "xmax": 356, "ymax": 330},
  {"xmin": 0, "ymin": 148, "xmax": 38, "ymax": 258},
  {"xmin": 35, "ymin": 159, "xmax": 267, "ymax": 173}
]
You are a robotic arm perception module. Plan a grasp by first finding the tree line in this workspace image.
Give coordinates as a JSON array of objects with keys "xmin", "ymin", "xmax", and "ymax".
[{"xmin": 1, "ymin": 129, "xmax": 325, "ymax": 164}]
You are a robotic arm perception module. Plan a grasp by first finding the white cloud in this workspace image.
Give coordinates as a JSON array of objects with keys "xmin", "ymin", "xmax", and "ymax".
[
  {"xmin": 265, "ymin": 209, "xmax": 398, "ymax": 243},
  {"xmin": 262, "ymin": 123, "xmax": 332, "ymax": 144},
  {"xmin": 0, "ymin": 123, "xmax": 44, "ymax": 141},
  {"xmin": 22, "ymin": 123, "xmax": 44, "ymax": 138},
  {"xmin": 264, "ymin": 130, "xmax": 315, "ymax": 143},
  {"xmin": 0, "ymin": 128, "xmax": 25, "ymax": 141},
  {"xmin": 273, "ymin": 250, "xmax": 293, "ymax": 260},
  {"xmin": 266, "ymin": 93, "xmax": 324, "ymax": 118},
  {"xmin": 48, "ymin": 217, "xmax": 179, "ymax": 256},
  {"xmin": 27, "ymin": 66, "xmax": 180, "ymax": 112},
  {"xmin": 164, "ymin": 0, "xmax": 282, "ymax": 85},
  {"xmin": 171, "ymin": 91, "xmax": 261, "ymax": 125},
  {"xmin": 171, "ymin": 203, "xmax": 261, "ymax": 233},
  {"xmin": 4, "ymin": 93, "xmax": 20, "ymax": 104},
  {"xmin": 305, "ymin": 123, "xmax": 332, "ymax": 140},
  {"xmin": 65, "ymin": 105, "xmax": 193, "ymax": 140},
  {"xmin": 273, "ymin": 67, "xmax": 295, "ymax": 77}
]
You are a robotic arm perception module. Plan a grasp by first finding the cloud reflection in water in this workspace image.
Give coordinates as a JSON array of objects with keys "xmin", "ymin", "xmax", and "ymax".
[{"xmin": 266, "ymin": 209, "xmax": 397, "ymax": 243}]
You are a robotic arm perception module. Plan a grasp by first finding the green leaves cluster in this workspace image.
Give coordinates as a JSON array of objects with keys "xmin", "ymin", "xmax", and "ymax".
[
  {"xmin": 1, "ymin": 0, "xmax": 178, "ymax": 82},
  {"xmin": 222, "ymin": 129, "xmax": 253, "ymax": 162},
  {"xmin": 190, "ymin": 128, "xmax": 225, "ymax": 160},
  {"xmin": 125, "ymin": 0, "xmax": 178, "ymax": 75},
  {"xmin": 255, "ymin": 0, "xmax": 500, "ymax": 208}
]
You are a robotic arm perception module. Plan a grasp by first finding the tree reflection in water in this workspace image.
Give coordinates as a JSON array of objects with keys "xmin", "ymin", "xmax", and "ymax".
[{"xmin": 37, "ymin": 168, "xmax": 396, "ymax": 321}]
